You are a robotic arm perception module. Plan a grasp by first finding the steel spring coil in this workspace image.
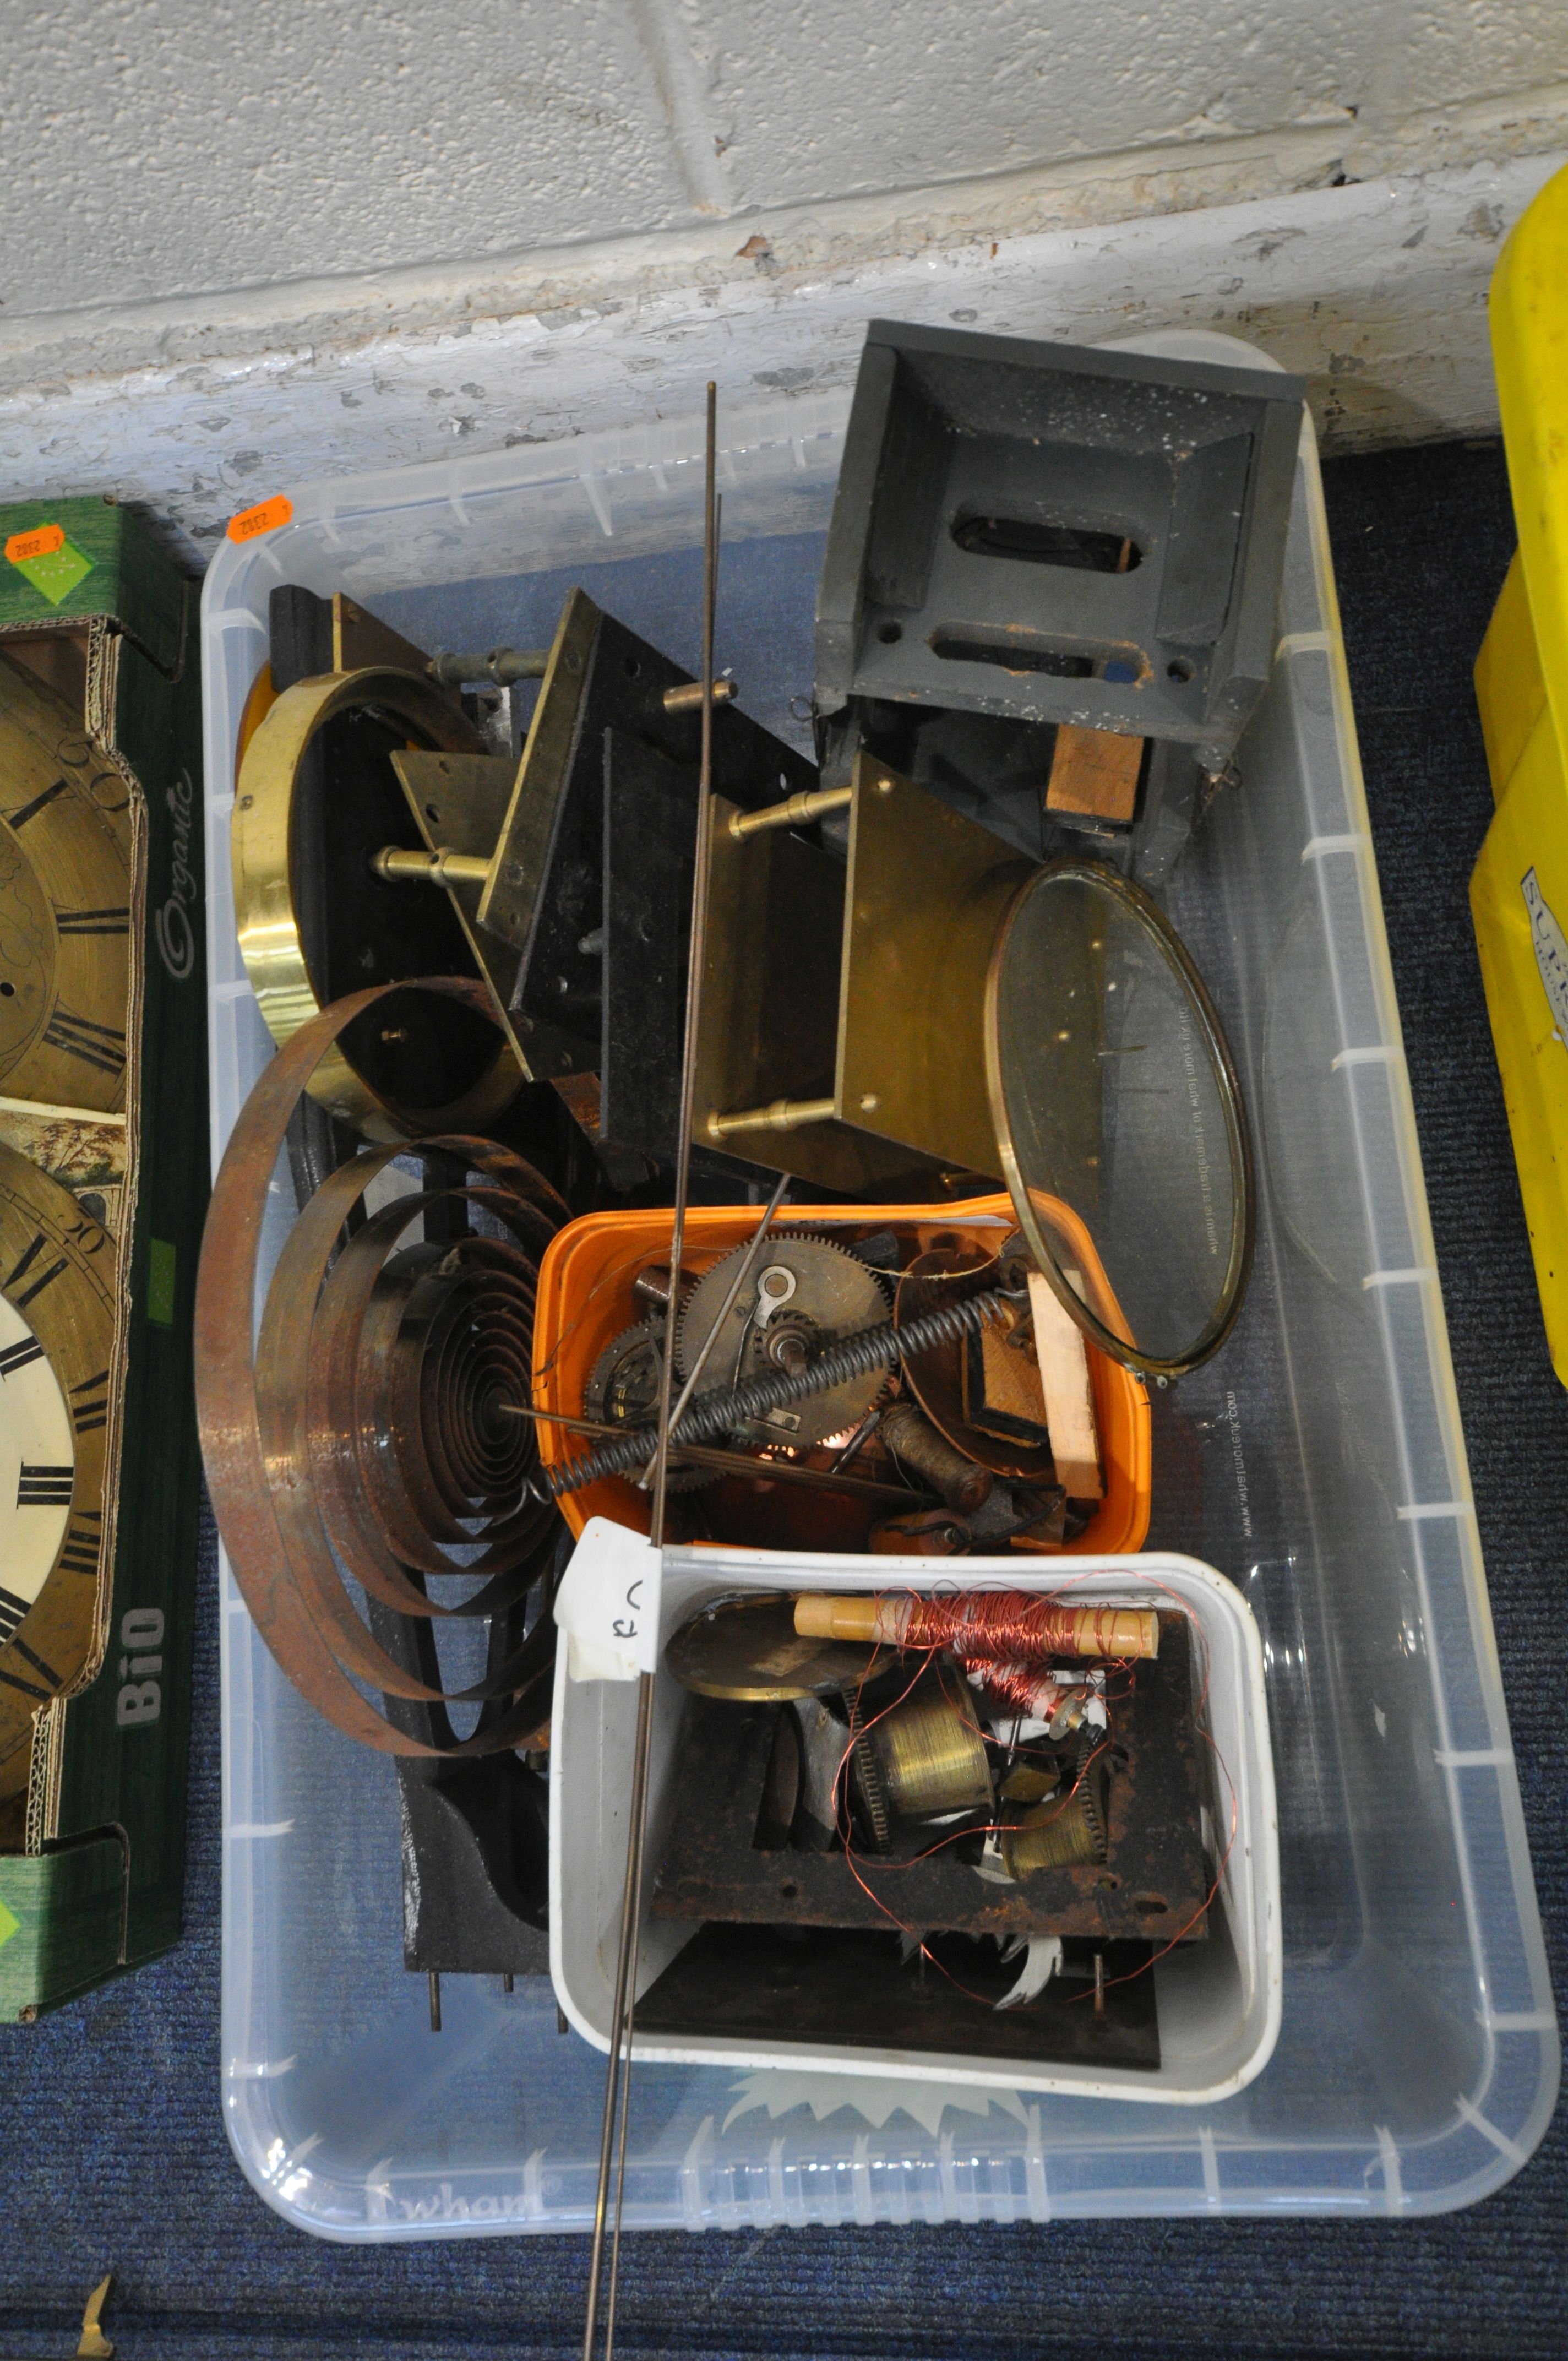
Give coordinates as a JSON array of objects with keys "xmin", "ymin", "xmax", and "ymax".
[{"xmin": 537, "ymin": 1285, "xmax": 1017, "ymax": 1500}]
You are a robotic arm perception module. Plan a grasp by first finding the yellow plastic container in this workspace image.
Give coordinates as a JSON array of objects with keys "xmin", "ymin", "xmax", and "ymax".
[{"xmin": 1472, "ymin": 160, "xmax": 1568, "ymax": 1384}]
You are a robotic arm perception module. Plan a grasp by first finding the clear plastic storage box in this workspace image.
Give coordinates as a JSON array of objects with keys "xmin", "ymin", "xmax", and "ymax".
[{"xmin": 203, "ymin": 334, "xmax": 1558, "ymax": 2234}]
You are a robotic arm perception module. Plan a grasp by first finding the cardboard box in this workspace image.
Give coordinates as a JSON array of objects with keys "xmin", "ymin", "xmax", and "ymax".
[{"xmin": 0, "ymin": 496, "xmax": 205, "ymax": 2019}]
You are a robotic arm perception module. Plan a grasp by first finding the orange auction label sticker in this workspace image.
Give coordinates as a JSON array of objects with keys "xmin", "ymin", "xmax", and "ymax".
[
  {"xmin": 227, "ymin": 494, "xmax": 293, "ymax": 543},
  {"xmin": 4, "ymin": 524, "xmax": 65, "ymax": 564}
]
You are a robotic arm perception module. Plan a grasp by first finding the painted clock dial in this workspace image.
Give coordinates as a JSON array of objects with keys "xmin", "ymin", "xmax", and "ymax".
[
  {"xmin": 0, "ymin": 646, "xmax": 132, "ymax": 1113},
  {"xmin": 0, "ymin": 1140, "xmax": 115, "ymax": 1800}
]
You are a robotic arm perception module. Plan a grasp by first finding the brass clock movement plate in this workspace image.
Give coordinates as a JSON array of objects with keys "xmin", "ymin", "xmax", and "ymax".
[
  {"xmin": 232, "ymin": 665, "xmax": 521, "ymax": 1136},
  {"xmin": 0, "ymin": 648, "xmax": 132, "ymax": 1113},
  {"xmin": 0, "ymin": 1139, "xmax": 115, "ymax": 1800}
]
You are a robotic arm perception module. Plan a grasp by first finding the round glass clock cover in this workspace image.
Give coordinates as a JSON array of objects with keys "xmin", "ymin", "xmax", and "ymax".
[{"xmin": 986, "ymin": 858, "xmax": 1254, "ymax": 1380}]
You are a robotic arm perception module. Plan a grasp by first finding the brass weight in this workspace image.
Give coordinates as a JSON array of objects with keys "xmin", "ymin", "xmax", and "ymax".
[
  {"xmin": 871, "ymin": 1682, "xmax": 993, "ymax": 1818},
  {"xmin": 1004, "ymin": 1755, "xmax": 1108, "ymax": 1873}
]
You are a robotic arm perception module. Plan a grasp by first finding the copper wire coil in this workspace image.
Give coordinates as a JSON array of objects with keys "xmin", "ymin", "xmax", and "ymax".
[
  {"xmin": 966, "ymin": 1658, "xmax": 1087, "ymax": 1733},
  {"xmin": 968, "ymin": 1658, "xmax": 1059, "ymax": 1716},
  {"xmin": 900, "ymin": 1591, "xmax": 1156, "ymax": 1663},
  {"xmin": 197, "ymin": 978, "xmax": 569, "ymax": 1756}
]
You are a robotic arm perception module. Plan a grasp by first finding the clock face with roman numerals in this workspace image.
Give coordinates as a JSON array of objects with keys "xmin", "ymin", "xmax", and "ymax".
[
  {"xmin": 0, "ymin": 646, "xmax": 132, "ymax": 1114},
  {"xmin": 0, "ymin": 1139, "xmax": 114, "ymax": 1803},
  {"xmin": 0, "ymin": 1295, "xmax": 74, "ymax": 1640}
]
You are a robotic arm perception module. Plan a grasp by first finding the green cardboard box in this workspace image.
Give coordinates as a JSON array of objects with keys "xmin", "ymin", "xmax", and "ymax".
[{"xmin": 0, "ymin": 496, "xmax": 205, "ymax": 2019}]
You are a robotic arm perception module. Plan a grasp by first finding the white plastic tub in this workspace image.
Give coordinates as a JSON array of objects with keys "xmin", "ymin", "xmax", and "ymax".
[
  {"xmin": 201, "ymin": 331, "xmax": 1557, "ymax": 2233},
  {"xmin": 551, "ymin": 1547, "xmax": 1281, "ymax": 2105}
]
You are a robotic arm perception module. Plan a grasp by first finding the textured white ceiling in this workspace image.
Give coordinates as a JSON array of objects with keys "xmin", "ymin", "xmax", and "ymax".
[{"xmin": 2, "ymin": 0, "xmax": 1565, "ymax": 318}]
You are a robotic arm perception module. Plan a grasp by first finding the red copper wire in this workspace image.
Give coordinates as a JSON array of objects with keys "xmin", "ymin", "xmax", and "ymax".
[
  {"xmin": 898, "ymin": 1590, "xmax": 1139, "ymax": 1663},
  {"xmin": 966, "ymin": 1658, "xmax": 1074, "ymax": 1717},
  {"xmin": 830, "ymin": 1576, "xmax": 1231, "ymax": 2009}
]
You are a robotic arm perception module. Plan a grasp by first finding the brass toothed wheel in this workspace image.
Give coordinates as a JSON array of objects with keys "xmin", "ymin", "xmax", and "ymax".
[
  {"xmin": 584, "ymin": 1323, "xmax": 714, "ymax": 1490},
  {"xmin": 676, "ymin": 1235, "xmax": 891, "ymax": 1449},
  {"xmin": 1003, "ymin": 1733, "xmax": 1110, "ymax": 1875}
]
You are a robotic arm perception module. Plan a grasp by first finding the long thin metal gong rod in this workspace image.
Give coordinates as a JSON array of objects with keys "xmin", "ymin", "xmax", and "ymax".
[
  {"xmin": 583, "ymin": 384, "xmax": 721, "ymax": 2361},
  {"xmin": 580, "ymin": 1665, "xmax": 651, "ymax": 2357},
  {"xmin": 602, "ymin": 1166, "xmax": 786, "ymax": 2357}
]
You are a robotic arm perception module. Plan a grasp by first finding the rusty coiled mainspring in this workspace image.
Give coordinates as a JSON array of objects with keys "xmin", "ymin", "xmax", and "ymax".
[
  {"xmin": 536, "ymin": 1285, "xmax": 1019, "ymax": 1499},
  {"xmin": 196, "ymin": 980, "xmax": 569, "ymax": 1757}
]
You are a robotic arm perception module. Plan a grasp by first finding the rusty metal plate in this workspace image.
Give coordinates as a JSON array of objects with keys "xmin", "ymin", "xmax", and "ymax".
[
  {"xmin": 637, "ymin": 1921, "xmax": 1159, "ymax": 2070},
  {"xmin": 651, "ymin": 1609, "xmax": 1210, "ymax": 1943},
  {"xmin": 599, "ymin": 726, "xmax": 693, "ymax": 1160}
]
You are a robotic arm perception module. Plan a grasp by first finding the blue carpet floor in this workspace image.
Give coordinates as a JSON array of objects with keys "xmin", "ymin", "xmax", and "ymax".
[{"xmin": 1, "ymin": 436, "xmax": 1563, "ymax": 2360}]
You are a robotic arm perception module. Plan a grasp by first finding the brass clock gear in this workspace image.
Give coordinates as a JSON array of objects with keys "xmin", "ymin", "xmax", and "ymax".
[
  {"xmin": 674, "ymin": 1234, "xmax": 891, "ymax": 1449},
  {"xmin": 584, "ymin": 1322, "xmax": 712, "ymax": 1490},
  {"xmin": 0, "ymin": 648, "xmax": 132, "ymax": 1113},
  {"xmin": 0, "ymin": 1139, "xmax": 116, "ymax": 1800}
]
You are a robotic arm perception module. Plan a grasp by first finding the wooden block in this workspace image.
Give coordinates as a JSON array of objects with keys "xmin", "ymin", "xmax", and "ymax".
[
  {"xmin": 1027, "ymin": 1270, "xmax": 1103, "ymax": 1499},
  {"xmin": 962, "ymin": 1320, "xmax": 1050, "ymax": 1448},
  {"xmin": 1046, "ymin": 725, "xmax": 1145, "ymax": 824}
]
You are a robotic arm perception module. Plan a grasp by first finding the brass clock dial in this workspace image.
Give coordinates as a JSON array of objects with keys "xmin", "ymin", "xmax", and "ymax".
[
  {"xmin": 0, "ymin": 1140, "xmax": 115, "ymax": 1800},
  {"xmin": 0, "ymin": 649, "xmax": 133, "ymax": 1113}
]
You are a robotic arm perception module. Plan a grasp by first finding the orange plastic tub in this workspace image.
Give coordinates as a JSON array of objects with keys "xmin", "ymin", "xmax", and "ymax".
[{"xmin": 531, "ymin": 1194, "xmax": 1151, "ymax": 1555}]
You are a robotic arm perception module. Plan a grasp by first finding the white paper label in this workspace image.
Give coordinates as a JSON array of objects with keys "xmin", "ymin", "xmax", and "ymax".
[
  {"xmin": 1523, "ymin": 867, "xmax": 1568, "ymax": 1042},
  {"xmin": 552, "ymin": 1516, "xmax": 662, "ymax": 1682}
]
